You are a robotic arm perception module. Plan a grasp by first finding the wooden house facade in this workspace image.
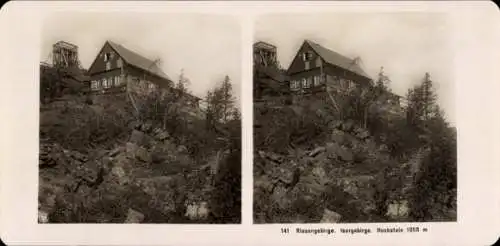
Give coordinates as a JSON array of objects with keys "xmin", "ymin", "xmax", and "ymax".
[
  {"xmin": 87, "ymin": 41, "xmax": 201, "ymax": 107},
  {"xmin": 287, "ymin": 40, "xmax": 373, "ymax": 95}
]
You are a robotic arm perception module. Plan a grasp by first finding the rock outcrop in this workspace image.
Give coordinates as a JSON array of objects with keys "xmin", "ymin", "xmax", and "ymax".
[
  {"xmin": 39, "ymin": 122, "xmax": 220, "ymax": 223},
  {"xmin": 254, "ymin": 118, "xmax": 408, "ymax": 223}
]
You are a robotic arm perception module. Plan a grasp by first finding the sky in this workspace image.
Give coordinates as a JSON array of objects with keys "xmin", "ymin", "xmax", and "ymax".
[
  {"xmin": 41, "ymin": 12, "xmax": 241, "ymax": 101},
  {"xmin": 255, "ymin": 13, "xmax": 455, "ymax": 124}
]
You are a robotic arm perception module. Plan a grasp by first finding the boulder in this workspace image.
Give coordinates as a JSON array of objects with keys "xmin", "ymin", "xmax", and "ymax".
[
  {"xmin": 337, "ymin": 147, "xmax": 354, "ymax": 162},
  {"xmin": 155, "ymin": 131, "xmax": 170, "ymax": 141},
  {"xmin": 38, "ymin": 210, "xmax": 50, "ymax": 223},
  {"xmin": 331, "ymin": 129, "xmax": 345, "ymax": 144},
  {"xmin": 254, "ymin": 175, "xmax": 274, "ymax": 192},
  {"xmin": 320, "ymin": 209, "xmax": 342, "ymax": 223},
  {"xmin": 111, "ymin": 166, "xmax": 129, "ymax": 185},
  {"xmin": 328, "ymin": 120, "xmax": 342, "ymax": 130},
  {"xmin": 309, "ymin": 146, "xmax": 326, "ymax": 157},
  {"xmin": 129, "ymin": 120, "xmax": 141, "ymax": 130},
  {"xmin": 142, "ymin": 134, "xmax": 154, "ymax": 148},
  {"xmin": 353, "ymin": 127, "xmax": 363, "ymax": 134},
  {"xmin": 124, "ymin": 208, "xmax": 144, "ymax": 223},
  {"xmin": 271, "ymin": 183, "xmax": 290, "ymax": 210},
  {"xmin": 152, "ymin": 127, "xmax": 163, "ymax": 136},
  {"xmin": 135, "ymin": 147, "xmax": 151, "ymax": 163},
  {"xmin": 341, "ymin": 120, "xmax": 355, "ymax": 132},
  {"xmin": 267, "ymin": 152, "xmax": 283, "ymax": 163},
  {"xmin": 77, "ymin": 161, "xmax": 100, "ymax": 183},
  {"xmin": 379, "ymin": 144, "xmax": 389, "ymax": 153},
  {"xmin": 300, "ymin": 166, "xmax": 328, "ymax": 196},
  {"xmin": 177, "ymin": 145, "xmax": 188, "ymax": 154},
  {"xmin": 108, "ymin": 146, "xmax": 124, "ymax": 157},
  {"xmin": 71, "ymin": 151, "xmax": 87, "ymax": 162},
  {"xmin": 357, "ymin": 130, "xmax": 370, "ymax": 140},
  {"xmin": 126, "ymin": 142, "xmax": 139, "ymax": 158},
  {"xmin": 185, "ymin": 201, "xmax": 209, "ymax": 220},
  {"xmin": 343, "ymin": 133, "xmax": 358, "ymax": 147},
  {"xmin": 129, "ymin": 130, "xmax": 145, "ymax": 145},
  {"xmin": 140, "ymin": 121, "xmax": 153, "ymax": 133},
  {"xmin": 312, "ymin": 152, "xmax": 328, "ymax": 166},
  {"xmin": 275, "ymin": 166, "xmax": 295, "ymax": 184},
  {"xmin": 326, "ymin": 142, "xmax": 340, "ymax": 159}
]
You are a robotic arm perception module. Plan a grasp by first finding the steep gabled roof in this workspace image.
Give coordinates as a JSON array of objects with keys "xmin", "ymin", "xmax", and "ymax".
[
  {"xmin": 107, "ymin": 41, "xmax": 172, "ymax": 82},
  {"xmin": 254, "ymin": 41, "xmax": 277, "ymax": 50},
  {"xmin": 305, "ymin": 40, "xmax": 371, "ymax": 80},
  {"xmin": 259, "ymin": 66, "xmax": 288, "ymax": 83}
]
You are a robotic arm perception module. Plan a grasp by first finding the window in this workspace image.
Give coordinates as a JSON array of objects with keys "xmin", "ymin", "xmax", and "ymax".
[
  {"xmin": 114, "ymin": 76, "xmax": 120, "ymax": 86},
  {"xmin": 340, "ymin": 78, "xmax": 347, "ymax": 88},
  {"xmin": 104, "ymin": 78, "xmax": 112, "ymax": 88},
  {"xmin": 301, "ymin": 78, "xmax": 307, "ymax": 88},
  {"xmin": 292, "ymin": 80, "xmax": 301, "ymax": 90},
  {"xmin": 104, "ymin": 53, "xmax": 111, "ymax": 62},
  {"xmin": 91, "ymin": 80, "xmax": 99, "ymax": 90},
  {"xmin": 305, "ymin": 61, "xmax": 310, "ymax": 70},
  {"xmin": 313, "ymin": 75, "xmax": 321, "ymax": 86},
  {"xmin": 348, "ymin": 80, "xmax": 357, "ymax": 90},
  {"xmin": 302, "ymin": 51, "xmax": 313, "ymax": 61},
  {"xmin": 106, "ymin": 61, "xmax": 111, "ymax": 71},
  {"xmin": 301, "ymin": 78, "xmax": 311, "ymax": 89},
  {"xmin": 117, "ymin": 58, "xmax": 123, "ymax": 68}
]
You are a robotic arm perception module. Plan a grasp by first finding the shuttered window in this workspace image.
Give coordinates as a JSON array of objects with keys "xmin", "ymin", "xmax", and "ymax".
[
  {"xmin": 114, "ymin": 76, "xmax": 121, "ymax": 86},
  {"xmin": 91, "ymin": 80, "xmax": 99, "ymax": 90},
  {"xmin": 313, "ymin": 75, "xmax": 321, "ymax": 86},
  {"xmin": 302, "ymin": 78, "xmax": 311, "ymax": 88}
]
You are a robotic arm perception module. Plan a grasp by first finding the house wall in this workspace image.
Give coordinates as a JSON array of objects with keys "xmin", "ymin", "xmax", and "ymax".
[
  {"xmin": 288, "ymin": 62, "xmax": 372, "ymax": 95},
  {"xmin": 287, "ymin": 41, "xmax": 372, "ymax": 96},
  {"xmin": 86, "ymin": 42, "xmax": 199, "ymax": 108},
  {"xmin": 88, "ymin": 42, "xmax": 123, "ymax": 75}
]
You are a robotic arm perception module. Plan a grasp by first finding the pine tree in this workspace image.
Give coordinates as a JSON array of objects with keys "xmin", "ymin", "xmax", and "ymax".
[
  {"xmin": 421, "ymin": 72, "xmax": 437, "ymax": 121},
  {"xmin": 219, "ymin": 75, "xmax": 236, "ymax": 123},
  {"xmin": 376, "ymin": 66, "xmax": 391, "ymax": 93},
  {"xmin": 176, "ymin": 69, "xmax": 191, "ymax": 98},
  {"xmin": 205, "ymin": 75, "xmax": 238, "ymax": 126}
]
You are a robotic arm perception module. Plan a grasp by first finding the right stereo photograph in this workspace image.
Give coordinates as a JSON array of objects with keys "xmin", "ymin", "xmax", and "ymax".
[{"xmin": 253, "ymin": 12, "xmax": 457, "ymax": 224}]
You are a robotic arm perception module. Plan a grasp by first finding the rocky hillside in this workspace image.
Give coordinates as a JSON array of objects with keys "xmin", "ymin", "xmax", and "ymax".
[
  {"xmin": 253, "ymin": 97, "xmax": 456, "ymax": 223},
  {"xmin": 39, "ymin": 93, "xmax": 241, "ymax": 223}
]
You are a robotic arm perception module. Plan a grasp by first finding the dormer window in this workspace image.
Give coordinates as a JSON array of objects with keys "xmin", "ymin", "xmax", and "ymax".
[
  {"xmin": 302, "ymin": 51, "xmax": 313, "ymax": 61},
  {"xmin": 104, "ymin": 52, "xmax": 111, "ymax": 62}
]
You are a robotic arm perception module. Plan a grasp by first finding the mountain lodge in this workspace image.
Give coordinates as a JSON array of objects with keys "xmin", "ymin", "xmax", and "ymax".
[{"xmin": 87, "ymin": 40, "xmax": 201, "ymax": 107}]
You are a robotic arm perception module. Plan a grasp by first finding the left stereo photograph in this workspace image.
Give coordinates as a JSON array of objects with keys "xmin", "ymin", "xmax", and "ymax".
[{"xmin": 38, "ymin": 12, "xmax": 242, "ymax": 224}]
